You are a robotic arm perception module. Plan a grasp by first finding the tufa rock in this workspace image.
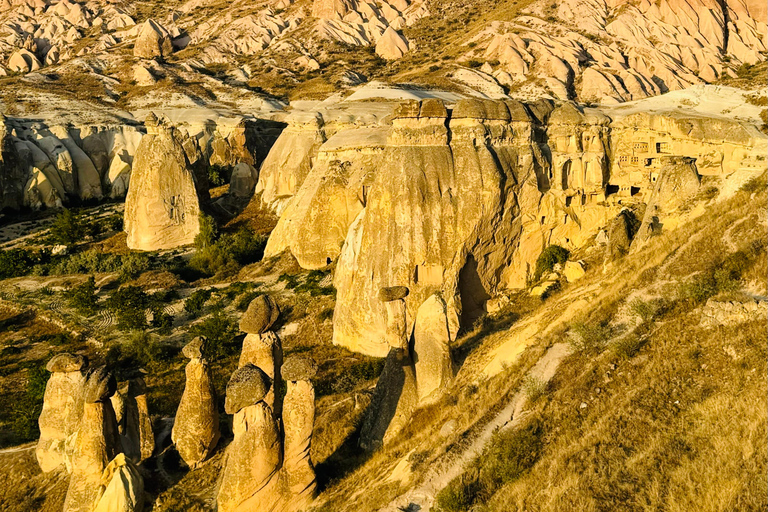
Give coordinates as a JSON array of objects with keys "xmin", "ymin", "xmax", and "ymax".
[
  {"xmin": 224, "ymin": 364, "xmax": 272, "ymax": 415},
  {"xmin": 281, "ymin": 379, "xmax": 317, "ymax": 510},
  {"xmin": 182, "ymin": 336, "xmax": 206, "ymax": 360},
  {"xmin": 47, "ymin": 353, "xmax": 87, "ymax": 373},
  {"xmin": 133, "ymin": 19, "xmax": 173, "ymax": 59},
  {"xmin": 172, "ymin": 350, "xmax": 220, "ymax": 468},
  {"xmin": 379, "ymin": 286, "xmax": 409, "ymax": 302},
  {"xmin": 124, "ymin": 117, "xmax": 206, "ymax": 251},
  {"xmin": 83, "ymin": 367, "xmax": 117, "ymax": 403},
  {"xmin": 239, "ymin": 294, "xmax": 280, "ymax": 334},
  {"xmin": 216, "ymin": 402, "xmax": 282, "ymax": 512},
  {"xmin": 412, "ymin": 294, "xmax": 454, "ymax": 405},
  {"xmin": 281, "ymin": 355, "xmax": 318, "ymax": 382},
  {"xmin": 36, "ymin": 353, "xmax": 88, "ymax": 472},
  {"xmin": 91, "ymin": 453, "xmax": 144, "ymax": 512},
  {"xmin": 376, "ymin": 27, "xmax": 410, "ymax": 60}
]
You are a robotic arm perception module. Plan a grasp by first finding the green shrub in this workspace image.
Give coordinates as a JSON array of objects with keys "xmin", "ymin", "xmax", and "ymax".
[
  {"xmin": 188, "ymin": 309, "xmax": 237, "ymax": 360},
  {"xmin": 208, "ymin": 165, "xmax": 231, "ymax": 188},
  {"xmin": 150, "ymin": 305, "xmax": 174, "ymax": 335},
  {"xmin": 190, "ymin": 226, "xmax": 266, "ymax": 276},
  {"xmin": 118, "ymin": 253, "xmax": 150, "ymax": 281},
  {"xmin": 106, "ymin": 331, "xmax": 175, "ymax": 372},
  {"xmin": 195, "ymin": 214, "xmax": 219, "ymax": 249},
  {"xmin": 678, "ymin": 250, "xmax": 748, "ymax": 304},
  {"xmin": 612, "ymin": 333, "xmax": 646, "ymax": 359},
  {"xmin": 0, "ymin": 248, "xmax": 45, "ymax": 278},
  {"xmin": 534, "ymin": 245, "xmax": 570, "ymax": 281},
  {"xmin": 105, "ymin": 286, "xmax": 149, "ymax": 330},
  {"xmin": 50, "ymin": 209, "xmax": 86, "ymax": 246},
  {"xmin": 184, "ymin": 288, "xmax": 213, "ymax": 318},
  {"xmin": 9, "ymin": 364, "xmax": 49, "ymax": 442},
  {"xmin": 435, "ymin": 419, "xmax": 544, "ymax": 511},
  {"xmin": 66, "ymin": 275, "xmax": 98, "ymax": 316},
  {"xmin": 568, "ymin": 321, "xmax": 611, "ymax": 353},
  {"xmin": 629, "ymin": 297, "xmax": 668, "ymax": 323},
  {"xmin": 522, "ymin": 375, "xmax": 547, "ymax": 403}
]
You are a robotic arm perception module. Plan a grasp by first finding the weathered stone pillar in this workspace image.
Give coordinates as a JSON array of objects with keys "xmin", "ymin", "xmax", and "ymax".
[
  {"xmin": 171, "ymin": 337, "xmax": 220, "ymax": 468},
  {"xmin": 36, "ymin": 353, "xmax": 88, "ymax": 473}
]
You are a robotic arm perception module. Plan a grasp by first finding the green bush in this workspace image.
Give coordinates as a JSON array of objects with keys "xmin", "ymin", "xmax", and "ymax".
[
  {"xmin": 117, "ymin": 252, "xmax": 150, "ymax": 281},
  {"xmin": 435, "ymin": 419, "xmax": 544, "ymax": 511},
  {"xmin": 66, "ymin": 275, "xmax": 98, "ymax": 316},
  {"xmin": 678, "ymin": 250, "xmax": 748, "ymax": 304},
  {"xmin": 9, "ymin": 364, "xmax": 49, "ymax": 442},
  {"xmin": 184, "ymin": 288, "xmax": 213, "ymax": 318},
  {"xmin": 568, "ymin": 321, "xmax": 611, "ymax": 353},
  {"xmin": 190, "ymin": 226, "xmax": 266, "ymax": 276},
  {"xmin": 195, "ymin": 214, "xmax": 219, "ymax": 250},
  {"xmin": 629, "ymin": 298, "xmax": 668, "ymax": 323},
  {"xmin": 0, "ymin": 249, "xmax": 45, "ymax": 278},
  {"xmin": 188, "ymin": 309, "xmax": 237, "ymax": 360},
  {"xmin": 50, "ymin": 209, "xmax": 86, "ymax": 246},
  {"xmin": 611, "ymin": 333, "xmax": 646, "ymax": 359},
  {"xmin": 105, "ymin": 286, "xmax": 149, "ymax": 330},
  {"xmin": 534, "ymin": 245, "xmax": 570, "ymax": 281},
  {"xmin": 106, "ymin": 331, "xmax": 175, "ymax": 372}
]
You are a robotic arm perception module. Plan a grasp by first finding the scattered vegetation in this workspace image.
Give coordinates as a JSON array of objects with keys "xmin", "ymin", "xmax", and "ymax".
[
  {"xmin": 190, "ymin": 216, "xmax": 267, "ymax": 277},
  {"xmin": 105, "ymin": 285, "xmax": 150, "ymax": 330},
  {"xmin": 534, "ymin": 245, "xmax": 569, "ymax": 281},
  {"xmin": 188, "ymin": 309, "xmax": 238, "ymax": 361},
  {"xmin": 65, "ymin": 275, "xmax": 98, "ymax": 316},
  {"xmin": 8, "ymin": 364, "xmax": 49, "ymax": 443}
]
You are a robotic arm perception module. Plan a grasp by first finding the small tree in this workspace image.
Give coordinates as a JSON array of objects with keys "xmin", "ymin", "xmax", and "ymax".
[
  {"xmin": 534, "ymin": 245, "xmax": 570, "ymax": 281},
  {"xmin": 67, "ymin": 275, "xmax": 98, "ymax": 316},
  {"xmin": 189, "ymin": 308, "xmax": 237, "ymax": 360},
  {"xmin": 195, "ymin": 214, "xmax": 219, "ymax": 249},
  {"xmin": 50, "ymin": 209, "xmax": 86, "ymax": 246},
  {"xmin": 106, "ymin": 285, "xmax": 149, "ymax": 330}
]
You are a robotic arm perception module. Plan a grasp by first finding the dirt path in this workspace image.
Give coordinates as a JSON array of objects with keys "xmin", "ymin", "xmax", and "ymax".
[{"xmin": 379, "ymin": 343, "xmax": 571, "ymax": 512}]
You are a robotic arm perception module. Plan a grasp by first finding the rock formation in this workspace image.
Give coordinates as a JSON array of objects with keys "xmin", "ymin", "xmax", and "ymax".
[
  {"xmin": 376, "ymin": 27, "xmax": 409, "ymax": 60},
  {"xmin": 632, "ymin": 156, "xmax": 701, "ymax": 250},
  {"xmin": 124, "ymin": 114, "xmax": 208, "ymax": 251},
  {"xmin": 254, "ymin": 112, "xmax": 326, "ymax": 214},
  {"xmin": 281, "ymin": 356, "xmax": 318, "ymax": 511},
  {"xmin": 117, "ymin": 378, "xmax": 154, "ymax": 463},
  {"xmin": 172, "ymin": 337, "xmax": 220, "ymax": 468},
  {"xmin": 239, "ymin": 294, "xmax": 281, "ymax": 334},
  {"xmin": 411, "ymin": 294, "xmax": 454, "ymax": 405},
  {"xmin": 63, "ymin": 367, "xmax": 123, "ymax": 512},
  {"xmin": 91, "ymin": 453, "xmax": 144, "ymax": 512},
  {"xmin": 133, "ymin": 19, "xmax": 173, "ymax": 59},
  {"xmin": 239, "ymin": 295, "xmax": 283, "ymax": 415},
  {"xmin": 36, "ymin": 353, "xmax": 88, "ymax": 473},
  {"xmin": 217, "ymin": 366, "xmax": 283, "ymax": 512}
]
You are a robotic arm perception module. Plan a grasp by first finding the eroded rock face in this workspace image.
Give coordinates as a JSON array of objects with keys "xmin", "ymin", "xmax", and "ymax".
[
  {"xmin": 632, "ymin": 156, "xmax": 701, "ymax": 250},
  {"xmin": 91, "ymin": 453, "xmax": 144, "ymax": 512},
  {"xmin": 217, "ymin": 403, "xmax": 282, "ymax": 512},
  {"xmin": 36, "ymin": 353, "xmax": 88, "ymax": 473},
  {"xmin": 239, "ymin": 295, "xmax": 280, "ymax": 334},
  {"xmin": 133, "ymin": 19, "xmax": 173, "ymax": 59},
  {"xmin": 412, "ymin": 294, "xmax": 454, "ymax": 405},
  {"xmin": 118, "ymin": 378, "xmax": 154, "ymax": 463},
  {"xmin": 124, "ymin": 115, "xmax": 207, "ymax": 251},
  {"xmin": 63, "ymin": 368, "xmax": 122, "ymax": 512},
  {"xmin": 172, "ymin": 338, "xmax": 220, "ymax": 468},
  {"xmin": 282, "ymin": 379, "xmax": 317, "ymax": 510},
  {"xmin": 254, "ymin": 112, "xmax": 326, "ymax": 214}
]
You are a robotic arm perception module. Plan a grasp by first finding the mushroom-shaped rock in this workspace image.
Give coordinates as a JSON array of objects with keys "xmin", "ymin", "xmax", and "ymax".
[
  {"xmin": 281, "ymin": 355, "xmax": 318, "ymax": 382},
  {"xmin": 376, "ymin": 27, "xmax": 409, "ymax": 60},
  {"xmin": 217, "ymin": 402, "xmax": 282, "ymax": 512},
  {"xmin": 37, "ymin": 353, "xmax": 88, "ymax": 473},
  {"xmin": 229, "ymin": 162, "xmax": 259, "ymax": 198},
  {"xmin": 412, "ymin": 294, "xmax": 454, "ymax": 405},
  {"xmin": 239, "ymin": 295, "xmax": 280, "ymax": 334},
  {"xmin": 224, "ymin": 364, "xmax": 272, "ymax": 415},
  {"xmin": 133, "ymin": 19, "xmax": 173, "ymax": 59},
  {"xmin": 91, "ymin": 453, "xmax": 144, "ymax": 512},
  {"xmin": 63, "ymin": 371, "xmax": 122, "ymax": 512},
  {"xmin": 282, "ymin": 377, "xmax": 317, "ymax": 510},
  {"xmin": 47, "ymin": 353, "xmax": 87, "ymax": 373},
  {"xmin": 172, "ymin": 338, "xmax": 220, "ymax": 468}
]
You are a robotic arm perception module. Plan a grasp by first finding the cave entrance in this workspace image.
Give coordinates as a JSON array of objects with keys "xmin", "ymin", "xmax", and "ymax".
[{"xmin": 458, "ymin": 255, "xmax": 491, "ymax": 330}]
